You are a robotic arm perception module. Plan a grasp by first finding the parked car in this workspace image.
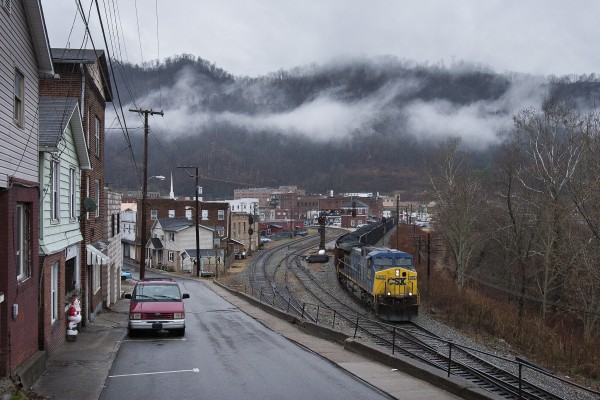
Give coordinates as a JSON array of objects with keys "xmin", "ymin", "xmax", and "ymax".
[
  {"xmin": 121, "ymin": 269, "xmax": 132, "ymax": 280},
  {"xmin": 124, "ymin": 278, "xmax": 189, "ymax": 336},
  {"xmin": 235, "ymin": 250, "xmax": 246, "ymax": 259},
  {"xmin": 260, "ymin": 237, "xmax": 272, "ymax": 244},
  {"xmin": 294, "ymin": 229, "xmax": 308, "ymax": 237}
]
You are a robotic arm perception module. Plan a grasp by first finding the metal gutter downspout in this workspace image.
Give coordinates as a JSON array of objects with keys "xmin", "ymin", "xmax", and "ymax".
[{"xmin": 80, "ymin": 63, "xmax": 85, "ymax": 121}]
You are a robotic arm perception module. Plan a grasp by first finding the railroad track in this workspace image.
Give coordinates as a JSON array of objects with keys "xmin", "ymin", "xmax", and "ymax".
[
  {"xmin": 242, "ymin": 228, "xmax": 580, "ymax": 400},
  {"xmin": 248, "ymin": 231, "xmax": 340, "ymax": 319}
]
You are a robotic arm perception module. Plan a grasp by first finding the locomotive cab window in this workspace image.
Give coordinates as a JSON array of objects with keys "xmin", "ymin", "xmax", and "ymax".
[{"xmin": 373, "ymin": 257, "xmax": 394, "ymax": 268}]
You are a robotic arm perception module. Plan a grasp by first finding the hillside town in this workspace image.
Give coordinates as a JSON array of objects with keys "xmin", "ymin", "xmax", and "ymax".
[
  {"xmin": 121, "ymin": 182, "xmax": 430, "ymax": 276},
  {"xmin": 0, "ymin": 0, "xmax": 429, "ymax": 390}
]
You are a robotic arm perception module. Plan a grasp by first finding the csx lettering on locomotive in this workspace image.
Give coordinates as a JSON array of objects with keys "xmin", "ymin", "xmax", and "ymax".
[{"xmin": 388, "ymin": 277, "xmax": 407, "ymax": 285}]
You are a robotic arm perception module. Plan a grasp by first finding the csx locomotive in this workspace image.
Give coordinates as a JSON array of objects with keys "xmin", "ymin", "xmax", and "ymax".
[{"xmin": 334, "ymin": 232, "xmax": 419, "ymax": 321}]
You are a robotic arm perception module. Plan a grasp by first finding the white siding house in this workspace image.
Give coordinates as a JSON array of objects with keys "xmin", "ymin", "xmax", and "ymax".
[
  {"xmin": 38, "ymin": 97, "xmax": 90, "ymax": 350},
  {"xmin": 148, "ymin": 217, "xmax": 214, "ymax": 272},
  {"xmin": 0, "ymin": 0, "xmax": 54, "ymax": 379},
  {"xmin": 38, "ymin": 97, "xmax": 90, "ymax": 258},
  {"xmin": 120, "ymin": 202, "xmax": 137, "ymax": 261}
]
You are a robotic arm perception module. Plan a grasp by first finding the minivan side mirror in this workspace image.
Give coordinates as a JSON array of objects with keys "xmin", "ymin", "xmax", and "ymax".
[
  {"xmin": 124, "ymin": 293, "xmax": 132, "ymax": 299},
  {"xmin": 182, "ymin": 293, "xmax": 190, "ymax": 299}
]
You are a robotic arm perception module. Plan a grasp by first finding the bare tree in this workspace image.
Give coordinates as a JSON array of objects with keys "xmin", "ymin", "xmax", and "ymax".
[
  {"xmin": 493, "ymin": 142, "xmax": 540, "ymax": 319},
  {"xmin": 511, "ymin": 102, "xmax": 586, "ymax": 317},
  {"xmin": 428, "ymin": 137, "xmax": 483, "ymax": 288}
]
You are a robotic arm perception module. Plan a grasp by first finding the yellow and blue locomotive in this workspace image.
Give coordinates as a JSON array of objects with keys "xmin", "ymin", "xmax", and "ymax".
[{"xmin": 334, "ymin": 244, "xmax": 419, "ymax": 321}]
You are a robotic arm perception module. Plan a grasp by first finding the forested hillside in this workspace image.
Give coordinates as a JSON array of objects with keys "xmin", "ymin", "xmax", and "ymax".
[{"xmin": 105, "ymin": 54, "xmax": 600, "ymax": 199}]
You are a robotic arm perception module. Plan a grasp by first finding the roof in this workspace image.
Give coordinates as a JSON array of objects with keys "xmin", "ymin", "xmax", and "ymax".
[
  {"xmin": 51, "ymin": 48, "xmax": 113, "ymax": 101},
  {"xmin": 341, "ymin": 200, "xmax": 369, "ymax": 209},
  {"xmin": 39, "ymin": 97, "xmax": 91, "ymax": 169},
  {"xmin": 23, "ymin": 0, "xmax": 54, "ymax": 75},
  {"xmin": 52, "ymin": 48, "xmax": 104, "ymax": 64},
  {"xmin": 158, "ymin": 217, "xmax": 194, "ymax": 232},
  {"xmin": 199, "ymin": 225, "xmax": 224, "ymax": 231},
  {"xmin": 149, "ymin": 238, "xmax": 163, "ymax": 249}
]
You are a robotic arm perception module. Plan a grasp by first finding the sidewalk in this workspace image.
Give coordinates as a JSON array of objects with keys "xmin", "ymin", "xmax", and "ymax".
[{"xmin": 30, "ymin": 298, "xmax": 129, "ymax": 400}]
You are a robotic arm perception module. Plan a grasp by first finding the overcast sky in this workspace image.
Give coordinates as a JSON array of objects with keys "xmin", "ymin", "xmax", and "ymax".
[{"xmin": 42, "ymin": 0, "xmax": 599, "ymax": 78}]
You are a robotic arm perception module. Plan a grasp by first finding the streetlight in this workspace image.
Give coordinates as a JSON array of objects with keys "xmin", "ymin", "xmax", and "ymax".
[{"xmin": 140, "ymin": 175, "xmax": 165, "ymax": 280}]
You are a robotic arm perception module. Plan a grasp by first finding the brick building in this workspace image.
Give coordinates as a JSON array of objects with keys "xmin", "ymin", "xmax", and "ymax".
[{"xmin": 40, "ymin": 48, "xmax": 114, "ymax": 324}]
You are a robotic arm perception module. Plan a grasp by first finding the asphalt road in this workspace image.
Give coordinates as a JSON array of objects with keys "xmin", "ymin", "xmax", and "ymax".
[{"xmin": 100, "ymin": 272, "xmax": 392, "ymax": 400}]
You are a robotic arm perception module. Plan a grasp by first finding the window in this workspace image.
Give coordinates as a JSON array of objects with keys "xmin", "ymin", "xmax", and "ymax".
[
  {"xmin": 93, "ymin": 264, "xmax": 100, "ymax": 293},
  {"xmin": 94, "ymin": 180, "xmax": 100, "ymax": 217},
  {"xmin": 218, "ymin": 210, "xmax": 225, "ymax": 220},
  {"xmin": 169, "ymin": 232, "xmax": 175, "ymax": 242},
  {"xmin": 14, "ymin": 69, "xmax": 24, "ymax": 126},
  {"xmin": 69, "ymin": 167, "xmax": 76, "ymax": 220},
  {"xmin": 201, "ymin": 210, "xmax": 208, "ymax": 220},
  {"xmin": 168, "ymin": 210, "xmax": 175, "ymax": 218},
  {"xmin": 185, "ymin": 209, "xmax": 192, "ymax": 220},
  {"xmin": 51, "ymin": 160, "xmax": 60, "ymax": 222},
  {"xmin": 51, "ymin": 262, "xmax": 59, "ymax": 323},
  {"xmin": 86, "ymin": 176, "xmax": 90, "ymax": 220},
  {"xmin": 95, "ymin": 116, "xmax": 100, "ymax": 156},
  {"xmin": 111, "ymin": 214, "xmax": 115, "ymax": 237},
  {"xmin": 168, "ymin": 251, "xmax": 174, "ymax": 262},
  {"xmin": 151, "ymin": 210, "xmax": 158, "ymax": 220},
  {"xmin": 16, "ymin": 203, "xmax": 31, "ymax": 281}
]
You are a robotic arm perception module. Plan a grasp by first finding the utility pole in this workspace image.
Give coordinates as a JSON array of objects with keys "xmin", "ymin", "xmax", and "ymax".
[
  {"xmin": 395, "ymin": 195, "xmax": 400, "ymax": 250},
  {"xmin": 130, "ymin": 108, "xmax": 163, "ymax": 280},
  {"xmin": 178, "ymin": 166, "xmax": 200, "ymax": 277}
]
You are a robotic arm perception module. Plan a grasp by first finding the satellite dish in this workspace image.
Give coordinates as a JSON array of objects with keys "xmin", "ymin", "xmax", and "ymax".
[{"xmin": 83, "ymin": 198, "xmax": 97, "ymax": 212}]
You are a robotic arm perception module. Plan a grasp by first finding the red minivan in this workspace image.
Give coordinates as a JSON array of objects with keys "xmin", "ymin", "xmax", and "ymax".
[{"xmin": 124, "ymin": 278, "xmax": 190, "ymax": 336}]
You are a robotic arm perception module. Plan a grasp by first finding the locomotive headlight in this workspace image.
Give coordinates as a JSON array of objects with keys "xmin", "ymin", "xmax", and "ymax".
[
  {"xmin": 395, "ymin": 270, "xmax": 400, "ymax": 277},
  {"xmin": 387, "ymin": 292, "xmax": 391, "ymax": 296},
  {"xmin": 408, "ymin": 292, "xmax": 413, "ymax": 296}
]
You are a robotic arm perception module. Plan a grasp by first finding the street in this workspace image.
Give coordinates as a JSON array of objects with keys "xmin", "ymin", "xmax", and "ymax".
[{"xmin": 100, "ymin": 272, "xmax": 392, "ymax": 400}]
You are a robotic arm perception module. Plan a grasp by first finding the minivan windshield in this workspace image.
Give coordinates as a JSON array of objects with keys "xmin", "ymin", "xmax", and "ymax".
[{"xmin": 134, "ymin": 284, "xmax": 181, "ymax": 301}]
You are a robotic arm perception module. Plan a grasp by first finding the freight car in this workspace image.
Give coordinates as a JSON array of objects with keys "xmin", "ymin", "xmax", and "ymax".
[{"xmin": 334, "ymin": 227, "xmax": 419, "ymax": 321}]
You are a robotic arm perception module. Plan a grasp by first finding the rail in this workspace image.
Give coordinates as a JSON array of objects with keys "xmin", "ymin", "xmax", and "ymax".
[{"xmin": 228, "ymin": 282, "xmax": 599, "ymax": 400}]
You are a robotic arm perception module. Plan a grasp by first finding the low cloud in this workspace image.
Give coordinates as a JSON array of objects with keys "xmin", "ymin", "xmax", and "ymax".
[
  {"xmin": 403, "ymin": 75, "xmax": 547, "ymax": 149},
  {"xmin": 120, "ymin": 63, "xmax": 548, "ymax": 150}
]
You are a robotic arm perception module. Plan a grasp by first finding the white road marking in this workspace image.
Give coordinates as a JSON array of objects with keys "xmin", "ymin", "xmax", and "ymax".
[
  {"xmin": 121, "ymin": 338, "xmax": 186, "ymax": 342},
  {"xmin": 109, "ymin": 368, "xmax": 200, "ymax": 378}
]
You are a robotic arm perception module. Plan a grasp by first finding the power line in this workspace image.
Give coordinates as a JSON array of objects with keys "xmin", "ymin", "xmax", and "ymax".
[{"xmin": 91, "ymin": 0, "xmax": 142, "ymax": 185}]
